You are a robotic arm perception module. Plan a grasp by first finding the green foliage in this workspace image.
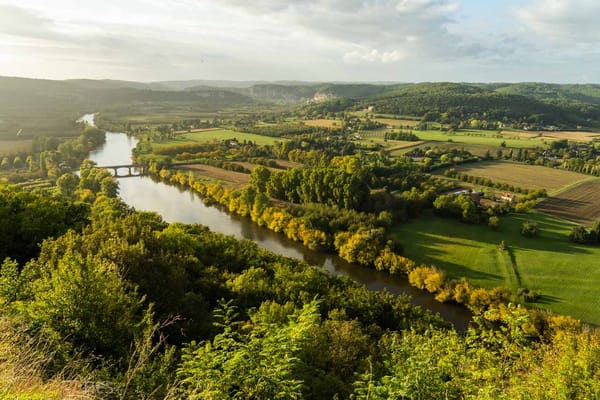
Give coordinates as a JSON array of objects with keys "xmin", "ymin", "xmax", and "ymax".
[
  {"xmin": 27, "ymin": 253, "xmax": 147, "ymax": 359},
  {"xmin": 267, "ymin": 167, "xmax": 370, "ymax": 210},
  {"xmin": 0, "ymin": 185, "xmax": 90, "ymax": 262},
  {"xmin": 174, "ymin": 301, "xmax": 319, "ymax": 399}
]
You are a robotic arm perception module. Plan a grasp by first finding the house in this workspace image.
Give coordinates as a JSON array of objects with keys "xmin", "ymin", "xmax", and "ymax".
[{"xmin": 501, "ymin": 192, "xmax": 517, "ymax": 202}]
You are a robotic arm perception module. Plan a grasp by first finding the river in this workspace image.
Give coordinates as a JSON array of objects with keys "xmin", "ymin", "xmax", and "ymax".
[{"xmin": 82, "ymin": 113, "xmax": 472, "ymax": 330}]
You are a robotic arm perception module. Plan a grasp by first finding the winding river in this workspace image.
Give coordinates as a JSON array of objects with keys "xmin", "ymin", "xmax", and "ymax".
[{"xmin": 82, "ymin": 114, "xmax": 472, "ymax": 330}]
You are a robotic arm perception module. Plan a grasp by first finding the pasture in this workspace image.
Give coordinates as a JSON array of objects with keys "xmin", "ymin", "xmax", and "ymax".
[
  {"xmin": 442, "ymin": 161, "xmax": 589, "ymax": 193},
  {"xmin": 536, "ymin": 179, "xmax": 600, "ymax": 225},
  {"xmin": 159, "ymin": 129, "xmax": 285, "ymax": 146},
  {"xmin": 393, "ymin": 211, "xmax": 600, "ymax": 325},
  {"xmin": 373, "ymin": 118, "xmax": 420, "ymax": 127}
]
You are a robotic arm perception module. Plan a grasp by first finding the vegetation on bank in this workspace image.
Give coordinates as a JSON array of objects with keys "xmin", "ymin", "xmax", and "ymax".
[{"xmin": 1, "ymin": 179, "xmax": 599, "ymax": 399}]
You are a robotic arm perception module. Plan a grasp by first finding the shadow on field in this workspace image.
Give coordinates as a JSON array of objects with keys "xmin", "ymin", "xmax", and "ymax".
[
  {"xmin": 405, "ymin": 236, "xmax": 504, "ymax": 283},
  {"xmin": 535, "ymin": 294, "xmax": 563, "ymax": 305}
]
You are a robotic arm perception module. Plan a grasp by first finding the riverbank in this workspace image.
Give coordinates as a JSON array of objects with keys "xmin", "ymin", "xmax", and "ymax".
[{"xmin": 82, "ymin": 114, "xmax": 474, "ymax": 329}]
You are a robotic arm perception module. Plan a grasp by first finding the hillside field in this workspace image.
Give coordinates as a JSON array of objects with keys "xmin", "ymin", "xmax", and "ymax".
[
  {"xmin": 441, "ymin": 161, "xmax": 590, "ymax": 193},
  {"xmin": 392, "ymin": 211, "xmax": 600, "ymax": 326},
  {"xmin": 536, "ymin": 179, "xmax": 600, "ymax": 225}
]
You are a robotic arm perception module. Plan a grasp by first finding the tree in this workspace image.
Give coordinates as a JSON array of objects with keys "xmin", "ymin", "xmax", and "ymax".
[
  {"xmin": 174, "ymin": 300, "xmax": 319, "ymax": 399},
  {"xmin": 56, "ymin": 173, "xmax": 79, "ymax": 198},
  {"xmin": 0, "ymin": 157, "xmax": 9, "ymax": 170},
  {"xmin": 249, "ymin": 165, "xmax": 271, "ymax": 193},
  {"xmin": 28, "ymin": 253, "xmax": 147, "ymax": 359},
  {"xmin": 569, "ymin": 225, "xmax": 590, "ymax": 244}
]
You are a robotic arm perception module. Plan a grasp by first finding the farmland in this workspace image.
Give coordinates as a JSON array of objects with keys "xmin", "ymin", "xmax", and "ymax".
[
  {"xmin": 372, "ymin": 117, "xmax": 420, "ymax": 127},
  {"xmin": 178, "ymin": 164, "xmax": 250, "ymax": 187},
  {"xmin": 393, "ymin": 211, "xmax": 600, "ymax": 325},
  {"xmin": 0, "ymin": 139, "xmax": 32, "ymax": 154},
  {"xmin": 440, "ymin": 161, "xmax": 590, "ymax": 193},
  {"xmin": 157, "ymin": 129, "xmax": 286, "ymax": 147},
  {"xmin": 303, "ymin": 119, "xmax": 342, "ymax": 129},
  {"xmin": 536, "ymin": 179, "xmax": 600, "ymax": 225}
]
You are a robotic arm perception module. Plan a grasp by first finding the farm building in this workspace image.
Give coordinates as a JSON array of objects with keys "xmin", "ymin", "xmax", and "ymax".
[{"xmin": 500, "ymin": 192, "xmax": 517, "ymax": 202}]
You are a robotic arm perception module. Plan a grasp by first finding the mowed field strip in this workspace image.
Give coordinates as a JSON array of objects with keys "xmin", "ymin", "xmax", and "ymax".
[
  {"xmin": 443, "ymin": 161, "xmax": 590, "ymax": 193},
  {"xmin": 536, "ymin": 179, "xmax": 600, "ymax": 225}
]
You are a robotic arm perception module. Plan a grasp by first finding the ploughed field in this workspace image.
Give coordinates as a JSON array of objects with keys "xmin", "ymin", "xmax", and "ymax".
[{"xmin": 536, "ymin": 179, "xmax": 600, "ymax": 225}]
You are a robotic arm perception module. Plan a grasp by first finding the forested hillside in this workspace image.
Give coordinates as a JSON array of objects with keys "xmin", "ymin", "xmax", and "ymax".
[{"xmin": 365, "ymin": 82, "xmax": 600, "ymax": 128}]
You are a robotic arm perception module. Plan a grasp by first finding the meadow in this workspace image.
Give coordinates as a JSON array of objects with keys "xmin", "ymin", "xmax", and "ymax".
[
  {"xmin": 443, "ymin": 161, "xmax": 590, "ymax": 193},
  {"xmin": 393, "ymin": 211, "xmax": 600, "ymax": 325}
]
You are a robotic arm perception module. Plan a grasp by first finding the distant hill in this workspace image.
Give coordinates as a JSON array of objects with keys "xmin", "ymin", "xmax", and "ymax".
[
  {"xmin": 3, "ymin": 76, "xmax": 600, "ymax": 139},
  {"xmin": 191, "ymin": 83, "xmax": 402, "ymax": 103},
  {"xmin": 0, "ymin": 76, "xmax": 255, "ymax": 139},
  {"xmin": 363, "ymin": 82, "xmax": 600, "ymax": 128},
  {"xmin": 491, "ymin": 82, "xmax": 600, "ymax": 105}
]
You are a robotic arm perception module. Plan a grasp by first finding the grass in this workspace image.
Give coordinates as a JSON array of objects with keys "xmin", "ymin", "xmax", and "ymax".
[
  {"xmin": 392, "ymin": 211, "xmax": 600, "ymax": 325},
  {"xmin": 158, "ymin": 129, "xmax": 285, "ymax": 146},
  {"xmin": 536, "ymin": 179, "xmax": 600, "ymax": 225},
  {"xmin": 439, "ymin": 161, "xmax": 590, "ymax": 193}
]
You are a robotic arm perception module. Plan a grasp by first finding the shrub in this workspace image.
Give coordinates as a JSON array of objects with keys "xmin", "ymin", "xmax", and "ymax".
[
  {"xmin": 521, "ymin": 221, "xmax": 539, "ymax": 237},
  {"xmin": 569, "ymin": 225, "xmax": 591, "ymax": 244},
  {"xmin": 488, "ymin": 216, "xmax": 501, "ymax": 231}
]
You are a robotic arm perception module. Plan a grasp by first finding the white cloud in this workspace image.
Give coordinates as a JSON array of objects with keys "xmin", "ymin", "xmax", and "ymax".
[
  {"xmin": 213, "ymin": 0, "xmax": 471, "ymax": 64},
  {"xmin": 344, "ymin": 48, "xmax": 405, "ymax": 63},
  {"xmin": 0, "ymin": 0, "xmax": 599, "ymax": 82},
  {"xmin": 516, "ymin": 0, "xmax": 600, "ymax": 43}
]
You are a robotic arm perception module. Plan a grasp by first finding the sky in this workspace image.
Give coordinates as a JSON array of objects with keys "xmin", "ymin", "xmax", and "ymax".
[{"xmin": 0, "ymin": 0, "xmax": 599, "ymax": 83}]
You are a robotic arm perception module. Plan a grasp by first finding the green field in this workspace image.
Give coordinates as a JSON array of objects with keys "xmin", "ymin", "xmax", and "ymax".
[
  {"xmin": 438, "ymin": 160, "xmax": 591, "ymax": 193},
  {"xmin": 157, "ymin": 129, "xmax": 286, "ymax": 146},
  {"xmin": 393, "ymin": 211, "xmax": 600, "ymax": 325},
  {"xmin": 360, "ymin": 128, "xmax": 554, "ymax": 156}
]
